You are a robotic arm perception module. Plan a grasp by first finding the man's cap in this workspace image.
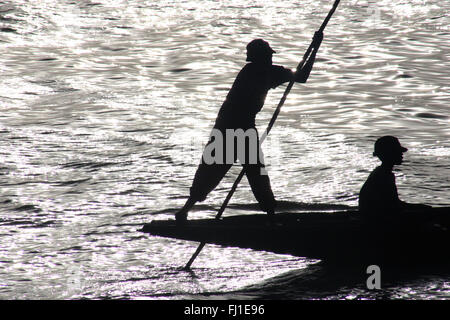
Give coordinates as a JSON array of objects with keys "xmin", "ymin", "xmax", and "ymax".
[
  {"xmin": 246, "ymin": 39, "xmax": 276, "ymax": 62},
  {"xmin": 373, "ymin": 136, "xmax": 408, "ymax": 157}
]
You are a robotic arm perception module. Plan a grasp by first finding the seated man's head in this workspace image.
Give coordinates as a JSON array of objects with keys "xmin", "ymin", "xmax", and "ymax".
[{"xmin": 373, "ymin": 136, "xmax": 408, "ymax": 166}]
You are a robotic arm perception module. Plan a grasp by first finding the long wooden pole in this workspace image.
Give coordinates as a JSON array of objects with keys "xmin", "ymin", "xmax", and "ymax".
[{"xmin": 184, "ymin": 0, "xmax": 341, "ymax": 270}]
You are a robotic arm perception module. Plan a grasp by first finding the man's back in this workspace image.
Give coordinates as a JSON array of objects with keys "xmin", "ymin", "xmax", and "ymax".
[{"xmin": 215, "ymin": 63, "xmax": 292, "ymax": 129}]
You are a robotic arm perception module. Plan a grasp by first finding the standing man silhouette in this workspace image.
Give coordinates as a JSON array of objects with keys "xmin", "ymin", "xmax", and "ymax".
[{"xmin": 176, "ymin": 34, "xmax": 323, "ymax": 224}]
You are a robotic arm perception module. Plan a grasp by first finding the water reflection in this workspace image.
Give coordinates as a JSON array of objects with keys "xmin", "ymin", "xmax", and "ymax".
[{"xmin": 0, "ymin": 0, "xmax": 449, "ymax": 299}]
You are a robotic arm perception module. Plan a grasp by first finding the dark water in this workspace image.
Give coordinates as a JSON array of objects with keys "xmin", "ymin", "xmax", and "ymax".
[{"xmin": 0, "ymin": 0, "xmax": 449, "ymax": 299}]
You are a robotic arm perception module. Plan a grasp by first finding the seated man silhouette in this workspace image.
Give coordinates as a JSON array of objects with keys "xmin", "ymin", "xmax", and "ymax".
[
  {"xmin": 359, "ymin": 136, "xmax": 430, "ymax": 221},
  {"xmin": 176, "ymin": 34, "xmax": 323, "ymax": 224}
]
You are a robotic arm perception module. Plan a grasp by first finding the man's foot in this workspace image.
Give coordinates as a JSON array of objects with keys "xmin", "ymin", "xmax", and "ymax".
[
  {"xmin": 175, "ymin": 198, "xmax": 196, "ymax": 225},
  {"xmin": 175, "ymin": 210, "xmax": 188, "ymax": 225}
]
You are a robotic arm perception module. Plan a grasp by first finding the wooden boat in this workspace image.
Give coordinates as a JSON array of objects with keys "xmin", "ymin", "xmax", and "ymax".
[{"xmin": 140, "ymin": 207, "xmax": 449, "ymax": 266}]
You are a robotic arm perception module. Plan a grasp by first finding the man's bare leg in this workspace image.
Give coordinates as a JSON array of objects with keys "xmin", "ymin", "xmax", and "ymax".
[{"xmin": 175, "ymin": 197, "xmax": 196, "ymax": 224}]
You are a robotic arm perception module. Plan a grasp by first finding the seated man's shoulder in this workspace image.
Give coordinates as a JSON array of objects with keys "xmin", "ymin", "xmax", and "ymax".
[{"xmin": 369, "ymin": 166, "xmax": 393, "ymax": 181}]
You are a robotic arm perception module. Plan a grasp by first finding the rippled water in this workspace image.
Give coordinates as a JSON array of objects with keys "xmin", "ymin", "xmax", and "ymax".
[{"xmin": 0, "ymin": 0, "xmax": 449, "ymax": 299}]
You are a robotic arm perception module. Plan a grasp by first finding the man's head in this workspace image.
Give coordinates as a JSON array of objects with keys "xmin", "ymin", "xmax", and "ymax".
[
  {"xmin": 246, "ymin": 39, "xmax": 275, "ymax": 64},
  {"xmin": 373, "ymin": 136, "xmax": 408, "ymax": 165}
]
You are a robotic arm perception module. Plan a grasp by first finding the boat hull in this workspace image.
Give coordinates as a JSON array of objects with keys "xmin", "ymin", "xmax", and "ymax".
[{"xmin": 141, "ymin": 209, "xmax": 449, "ymax": 266}]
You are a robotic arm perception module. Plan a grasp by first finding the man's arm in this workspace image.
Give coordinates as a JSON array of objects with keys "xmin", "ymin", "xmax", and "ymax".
[
  {"xmin": 295, "ymin": 31, "xmax": 323, "ymax": 83},
  {"xmin": 270, "ymin": 32, "xmax": 324, "ymax": 88}
]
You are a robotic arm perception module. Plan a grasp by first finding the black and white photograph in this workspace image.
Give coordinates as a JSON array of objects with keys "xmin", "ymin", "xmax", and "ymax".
[{"xmin": 0, "ymin": 0, "xmax": 448, "ymax": 308}]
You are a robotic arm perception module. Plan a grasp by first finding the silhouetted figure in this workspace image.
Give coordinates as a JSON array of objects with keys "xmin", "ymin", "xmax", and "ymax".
[
  {"xmin": 359, "ymin": 136, "xmax": 431, "ymax": 221},
  {"xmin": 176, "ymin": 34, "xmax": 323, "ymax": 223}
]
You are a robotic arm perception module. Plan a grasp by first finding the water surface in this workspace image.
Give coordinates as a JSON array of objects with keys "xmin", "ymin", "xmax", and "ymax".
[{"xmin": 0, "ymin": 0, "xmax": 449, "ymax": 299}]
